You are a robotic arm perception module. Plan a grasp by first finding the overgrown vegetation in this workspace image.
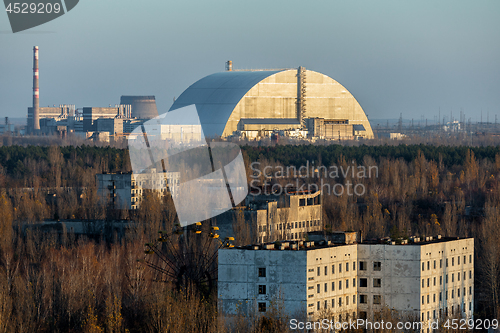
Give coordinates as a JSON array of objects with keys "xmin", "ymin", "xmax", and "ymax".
[{"xmin": 1, "ymin": 143, "xmax": 500, "ymax": 331}]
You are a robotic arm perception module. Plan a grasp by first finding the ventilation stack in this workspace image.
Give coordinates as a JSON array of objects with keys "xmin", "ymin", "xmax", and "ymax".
[
  {"xmin": 225, "ymin": 60, "xmax": 233, "ymax": 71},
  {"xmin": 296, "ymin": 66, "xmax": 307, "ymax": 128},
  {"xmin": 33, "ymin": 46, "xmax": 40, "ymax": 132}
]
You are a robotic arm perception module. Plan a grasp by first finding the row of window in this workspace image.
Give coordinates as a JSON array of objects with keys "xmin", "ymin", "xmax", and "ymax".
[
  {"xmin": 312, "ymin": 295, "xmax": 357, "ymax": 310},
  {"xmin": 314, "ymin": 278, "xmax": 357, "ymax": 294},
  {"xmin": 422, "ymin": 304, "xmax": 472, "ymax": 321},
  {"xmin": 422, "ymin": 287, "xmax": 473, "ymax": 304},
  {"xmin": 315, "ymin": 261, "xmax": 362, "ymax": 276},
  {"xmin": 422, "ymin": 255, "xmax": 473, "ymax": 271},
  {"xmin": 359, "ymin": 294, "xmax": 381, "ymax": 304},
  {"xmin": 421, "ymin": 271, "xmax": 473, "ymax": 288},
  {"xmin": 272, "ymin": 220, "xmax": 321, "ymax": 231}
]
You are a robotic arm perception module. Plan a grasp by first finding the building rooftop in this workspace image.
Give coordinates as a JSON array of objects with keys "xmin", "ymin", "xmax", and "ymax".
[{"xmin": 226, "ymin": 232, "xmax": 470, "ymax": 251}]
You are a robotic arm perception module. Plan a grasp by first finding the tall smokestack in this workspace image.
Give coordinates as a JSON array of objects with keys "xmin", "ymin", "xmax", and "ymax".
[{"xmin": 33, "ymin": 46, "xmax": 40, "ymax": 131}]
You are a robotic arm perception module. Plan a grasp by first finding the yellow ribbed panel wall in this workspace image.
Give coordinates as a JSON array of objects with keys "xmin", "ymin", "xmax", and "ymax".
[{"xmin": 223, "ymin": 69, "xmax": 374, "ymax": 139}]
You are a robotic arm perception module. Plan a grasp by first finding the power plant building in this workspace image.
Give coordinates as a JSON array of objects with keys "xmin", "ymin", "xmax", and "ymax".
[
  {"xmin": 120, "ymin": 95, "xmax": 159, "ymax": 120},
  {"xmin": 169, "ymin": 65, "xmax": 374, "ymax": 140}
]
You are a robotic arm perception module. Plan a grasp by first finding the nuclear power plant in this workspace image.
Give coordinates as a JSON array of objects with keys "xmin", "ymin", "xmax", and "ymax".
[
  {"xmin": 169, "ymin": 61, "xmax": 374, "ymax": 140},
  {"xmin": 26, "ymin": 46, "xmax": 158, "ymax": 140},
  {"xmin": 25, "ymin": 49, "xmax": 373, "ymax": 141}
]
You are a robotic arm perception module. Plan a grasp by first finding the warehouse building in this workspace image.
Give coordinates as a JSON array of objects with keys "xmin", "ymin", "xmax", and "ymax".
[
  {"xmin": 169, "ymin": 64, "xmax": 374, "ymax": 140},
  {"xmin": 218, "ymin": 235, "xmax": 474, "ymax": 327}
]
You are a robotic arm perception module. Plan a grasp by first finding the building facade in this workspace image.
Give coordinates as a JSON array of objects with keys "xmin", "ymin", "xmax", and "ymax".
[
  {"xmin": 218, "ymin": 235, "xmax": 474, "ymax": 328},
  {"xmin": 96, "ymin": 170, "xmax": 180, "ymax": 210}
]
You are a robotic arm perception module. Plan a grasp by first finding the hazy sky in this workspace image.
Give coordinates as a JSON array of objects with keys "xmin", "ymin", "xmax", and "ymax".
[{"xmin": 1, "ymin": 0, "xmax": 499, "ymax": 123}]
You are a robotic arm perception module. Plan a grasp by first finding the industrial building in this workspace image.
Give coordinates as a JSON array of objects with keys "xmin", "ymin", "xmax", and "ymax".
[
  {"xmin": 26, "ymin": 46, "xmax": 158, "ymax": 137},
  {"xmin": 96, "ymin": 170, "xmax": 180, "ymax": 210},
  {"xmin": 218, "ymin": 234, "xmax": 474, "ymax": 327},
  {"xmin": 169, "ymin": 62, "xmax": 374, "ymax": 140},
  {"xmin": 120, "ymin": 95, "xmax": 159, "ymax": 120}
]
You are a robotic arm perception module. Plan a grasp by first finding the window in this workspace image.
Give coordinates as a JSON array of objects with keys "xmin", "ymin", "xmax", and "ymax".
[
  {"xmin": 346, "ymin": 263, "xmax": 349, "ymax": 272},
  {"xmin": 360, "ymin": 278, "xmax": 368, "ymax": 287},
  {"xmin": 469, "ymin": 270, "xmax": 472, "ymax": 279},
  {"xmin": 422, "ymin": 262, "xmax": 425, "ymax": 271},
  {"xmin": 374, "ymin": 261, "xmax": 382, "ymax": 271},
  {"xmin": 422, "ymin": 296, "xmax": 425, "ymax": 304},
  {"xmin": 452, "ymin": 257, "xmax": 454, "ymax": 266},
  {"xmin": 258, "ymin": 285, "xmax": 266, "ymax": 295},
  {"xmin": 470, "ymin": 255, "xmax": 472, "ymax": 263},
  {"xmin": 353, "ymin": 278, "xmax": 356, "ymax": 287},
  {"xmin": 427, "ymin": 295, "xmax": 429, "ymax": 304},
  {"xmin": 332, "ymin": 265, "xmax": 335, "ymax": 274},
  {"xmin": 452, "ymin": 274, "xmax": 454, "ymax": 283},
  {"xmin": 439, "ymin": 292, "xmax": 442, "ymax": 301},
  {"xmin": 434, "ymin": 260, "xmax": 436, "ymax": 269},
  {"xmin": 427, "ymin": 278, "xmax": 430, "ymax": 287},
  {"xmin": 346, "ymin": 279, "xmax": 349, "ymax": 289},
  {"xmin": 324, "ymin": 300, "xmax": 328, "ymax": 309},
  {"xmin": 452, "ymin": 290, "xmax": 454, "ymax": 298},
  {"xmin": 339, "ymin": 263, "xmax": 342, "ymax": 273},
  {"xmin": 317, "ymin": 284, "xmax": 320, "ymax": 293},
  {"xmin": 458, "ymin": 256, "xmax": 460, "ymax": 265},
  {"xmin": 446, "ymin": 258, "xmax": 448, "ymax": 267},
  {"xmin": 317, "ymin": 301, "xmax": 320, "ymax": 310},
  {"xmin": 325, "ymin": 283, "xmax": 327, "ymax": 293},
  {"xmin": 458, "ymin": 273, "xmax": 460, "ymax": 281},
  {"xmin": 469, "ymin": 286, "xmax": 472, "ymax": 295},
  {"xmin": 258, "ymin": 268, "xmax": 266, "ymax": 277},
  {"xmin": 359, "ymin": 311, "xmax": 367, "ymax": 319},
  {"xmin": 353, "ymin": 295, "xmax": 356, "ymax": 304},
  {"xmin": 446, "ymin": 274, "xmax": 448, "ymax": 284},
  {"xmin": 332, "ymin": 299, "xmax": 335, "ymax": 308},
  {"xmin": 427, "ymin": 261, "xmax": 430, "ymax": 270},
  {"xmin": 373, "ymin": 278, "xmax": 382, "ymax": 288},
  {"xmin": 332, "ymin": 282, "xmax": 335, "ymax": 291},
  {"xmin": 339, "ymin": 280, "xmax": 342, "ymax": 290},
  {"xmin": 339, "ymin": 298, "xmax": 342, "ymax": 307},
  {"xmin": 440, "ymin": 259, "xmax": 442, "ymax": 268},
  {"xmin": 373, "ymin": 295, "xmax": 381, "ymax": 305},
  {"xmin": 360, "ymin": 295, "xmax": 367, "ymax": 304},
  {"xmin": 300, "ymin": 198, "xmax": 306, "ymax": 206},
  {"xmin": 422, "ymin": 279, "xmax": 424, "ymax": 288},
  {"xmin": 353, "ymin": 261, "xmax": 356, "ymax": 271},
  {"xmin": 360, "ymin": 261, "xmax": 367, "ymax": 271},
  {"xmin": 325, "ymin": 266, "xmax": 328, "ymax": 276},
  {"xmin": 440, "ymin": 276, "xmax": 442, "ymax": 285},
  {"xmin": 433, "ymin": 277, "xmax": 436, "ymax": 286},
  {"xmin": 464, "ymin": 255, "xmax": 466, "ymax": 264},
  {"xmin": 317, "ymin": 267, "xmax": 320, "ymax": 276},
  {"xmin": 446, "ymin": 291, "xmax": 448, "ymax": 300},
  {"xmin": 346, "ymin": 296, "xmax": 349, "ymax": 305},
  {"xmin": 458, "ymin": 288, "xmax": 460, "ymax": 297},
  {"xmin": 433, "ymin": 294, "xmax": 436, "ymax": 303},
  {"xmin": 258, "ymin": 303, "xmax": 266, "ymax": 312},
  {"xmin": 464, "ymin": 272, "xmax": 466, "ymax": 280}
]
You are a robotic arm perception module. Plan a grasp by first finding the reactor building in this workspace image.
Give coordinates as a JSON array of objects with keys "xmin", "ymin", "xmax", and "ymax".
[{"xmin": 168, "ymin": 62, "xmax": 374, "ymax": 140}]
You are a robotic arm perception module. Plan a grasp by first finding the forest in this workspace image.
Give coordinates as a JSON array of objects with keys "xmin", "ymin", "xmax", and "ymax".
[{"xmin": 1, "ymin": 142, "xmax": 500, "ymax": 332}]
